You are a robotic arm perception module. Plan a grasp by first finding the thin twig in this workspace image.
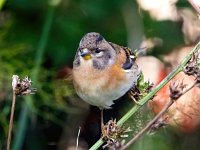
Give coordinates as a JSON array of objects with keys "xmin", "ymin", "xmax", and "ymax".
[
  {"xmin": 120, "ymin": 82, "xmax": 197, "ymax": 150},
  {"xmin": 120, "ymin": 100, "xmax": 173, "ymax": 150},
  {"xmin": 7, "ymin": 92, "xmax": 16, "ymax": 150},
  {"xmin": 181, "ymin": 82, "xmax": 196, "ymax": 95},
  {"xmin": 76, "ymin": 126, "xmax": 81, "ymax": 150}
]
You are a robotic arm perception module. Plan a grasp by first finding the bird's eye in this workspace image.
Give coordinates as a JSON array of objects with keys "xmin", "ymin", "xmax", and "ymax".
[
  {"xmin": 94, "ymin": 48, "xmax": 101, "ymax": 53},
  {"xmin": 94, "ymin": 48, "xmax": 104, "ymax": 57}
]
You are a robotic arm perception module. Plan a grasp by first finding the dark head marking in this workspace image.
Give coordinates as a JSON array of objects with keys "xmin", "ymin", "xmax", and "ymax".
[
  {"xmin": 122, "ymin": 47, "xmax": 134, "ymax": 70},
  {"xmin": 95, "ymin": 34, "xmax": 103, "ymax": 45}
]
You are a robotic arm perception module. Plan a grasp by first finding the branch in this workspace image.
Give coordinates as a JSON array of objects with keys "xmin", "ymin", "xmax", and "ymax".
[
  {"xmin": 7, "ymin": 75, "xmax": 36, "ymax": 150},
  {"xmin": 120, "ymin": 82, "xmax": 197, "ymax": 150},
  {"xmin": 89, "ymin": 41, "xmax": 200, "ymax": 150}
]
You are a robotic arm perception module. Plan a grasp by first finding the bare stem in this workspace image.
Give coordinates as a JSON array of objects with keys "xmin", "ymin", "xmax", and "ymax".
[
  {"xmin": 182, "ymin": 82, "xmax": 197, "ymax": 95},
  {"xmin": 120, "ymin": 100, "xmax": 172, "ymax": 150},
  {"xmin": 120, "ymin": 82, "xmax": 197, "ymax": 150},
  {"xmin": 7, "ymin": 92, "xmax": 16, "ymax": 150}
]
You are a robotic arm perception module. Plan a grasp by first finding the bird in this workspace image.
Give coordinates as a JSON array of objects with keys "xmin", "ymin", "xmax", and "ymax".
[{"xmin": 72, "ymin": 32, "xmax": 140, "ymax": 134}]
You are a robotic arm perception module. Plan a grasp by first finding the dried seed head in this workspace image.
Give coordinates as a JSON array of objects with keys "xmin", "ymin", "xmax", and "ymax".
[
  {"xmin": 150, "ymin": 116, "xmax": 168, "ymax": 133},
  {"xmin": 184, "ymin": 62, "xmax": 198, "ymax": 75},
  {"xmin": 169, "ymin": 81, "xmax": 186, "ymax": 100},
  {"xmin": 12, "ymin": 75, "xmax": 19, "ymax": 90},
  {"xmin": 184, "ymin": 51, "xmax": 200, "ymax": 77},
  {"xmin": 102, "ymin": 139, "xmax": 125, "ymax": 149},
  {"xmin": 102, "ymin": 119, "xmax": 131, "ymax": 149},
  {"xmin": 12, "ymin": 75, "xmax": 36, "ymax": 95},
  {"xmin": 146, "ymin": 82, "xmax": 154, "ymax": 93},
  {"xmin": 128, "ymin": 86, "xmax": 141, "ymax": 101},
  {"xmin": 183, "ymin": 51, "xmax": 200, "ymax": 88},
  {"xmin": 128, "ymin": 80, "xmax": 154, "ymax": 103}
]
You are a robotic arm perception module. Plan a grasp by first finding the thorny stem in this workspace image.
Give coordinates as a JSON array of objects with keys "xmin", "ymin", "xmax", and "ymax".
[
  {"xmin": 7, "ymin": 92, "xmax": 16, "ymax": 150},
  {"xmin": 120, "ymin": 82, "xmax": 197, "ymax": 150},
  {"xmin": 89, "ymin": 41, "xmax": 200, "ymax": 150}
]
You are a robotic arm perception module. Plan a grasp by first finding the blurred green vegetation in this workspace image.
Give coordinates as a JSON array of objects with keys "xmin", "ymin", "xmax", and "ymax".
[{"xmin": 0, "ymin": 0, "xmax": 199, "ymax": 150}]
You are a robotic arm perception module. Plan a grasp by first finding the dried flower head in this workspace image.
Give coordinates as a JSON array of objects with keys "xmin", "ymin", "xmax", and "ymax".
[
  {"xmin": 184, "ymin": 61, "xmax": 198, "ymax": 75},
  {"xmin": 102, "ymin": 139, "xmax": 125, "ymax": 150},
  {"xmin": 12, "ymin": 75, "xmax": 36, "ymax": 95},
  {"xmin": 184, "ymin": 52, "xmax": 200, "ymax": 76},
  {"xmin": 183, "ymin": 51, "xmax": 200, "ymax": 88},
  {"xmin": 102, "ymin": 119, "xmax": 131, "ymax": 149},
  {"xmin": 128, "ymin": 73, "xmax": 154, "ymax": 104},
  {"xmin": 169, "ymin": 81, "xmax": 186, "ymax": 100},
  {"xmin": 128, "ymin": 86, "xmax": 142, "ymax": 104},
  {"xmin": 150, "ymin": 116, "xmax": 168, "ymax": 133}
]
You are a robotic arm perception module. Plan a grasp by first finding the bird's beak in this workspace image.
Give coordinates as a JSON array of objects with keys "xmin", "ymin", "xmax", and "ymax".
[{"xmin": 80, "ymin": 48, "xmax": 91, "ymax": 60}]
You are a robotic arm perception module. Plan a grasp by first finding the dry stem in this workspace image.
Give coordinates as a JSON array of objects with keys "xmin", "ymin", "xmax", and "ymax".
[
  {"xmin": 7, "ymin": 92, "xmax": 16, "ymax": 150},
  {"xmin": 120, "ymin": 82, "xmax": 197, "ymax": 150}
]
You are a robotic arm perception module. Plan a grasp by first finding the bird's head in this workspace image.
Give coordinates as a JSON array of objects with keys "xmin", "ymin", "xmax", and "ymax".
[{"xmin": 73, "ymin": 32, "xmax": 116, "ymax": 70}]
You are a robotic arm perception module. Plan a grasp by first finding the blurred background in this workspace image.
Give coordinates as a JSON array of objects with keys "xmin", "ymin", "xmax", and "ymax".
[{"xmin": 0, "ymin": 0, "xmax": 200, "ymax": 149}]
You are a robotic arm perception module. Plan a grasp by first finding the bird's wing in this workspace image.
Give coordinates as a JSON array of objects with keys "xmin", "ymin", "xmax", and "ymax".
[{"xmin": 109, "ymin": 42, "xmax": 136, "ymax": 70}]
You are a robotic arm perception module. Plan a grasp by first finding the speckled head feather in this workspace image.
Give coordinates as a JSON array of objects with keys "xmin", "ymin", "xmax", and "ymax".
[
  {"xmin": 79, "ymin": 32, "xmax": 104, "ymax": 49},
  {"xmin": 74, "ymin": 32, "xmax": 117, "ymax": 70}
]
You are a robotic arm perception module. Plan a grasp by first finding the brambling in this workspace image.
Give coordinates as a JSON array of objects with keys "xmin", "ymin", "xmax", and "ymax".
[{"xmin": 72, "ymin": 32, "xmax": 140, "ymax": 132}]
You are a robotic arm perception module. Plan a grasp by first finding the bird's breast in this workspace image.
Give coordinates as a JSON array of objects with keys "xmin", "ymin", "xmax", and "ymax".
[{"xmin": 72, "ymin": 63, "xmax": 136, "ymax": 108}]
